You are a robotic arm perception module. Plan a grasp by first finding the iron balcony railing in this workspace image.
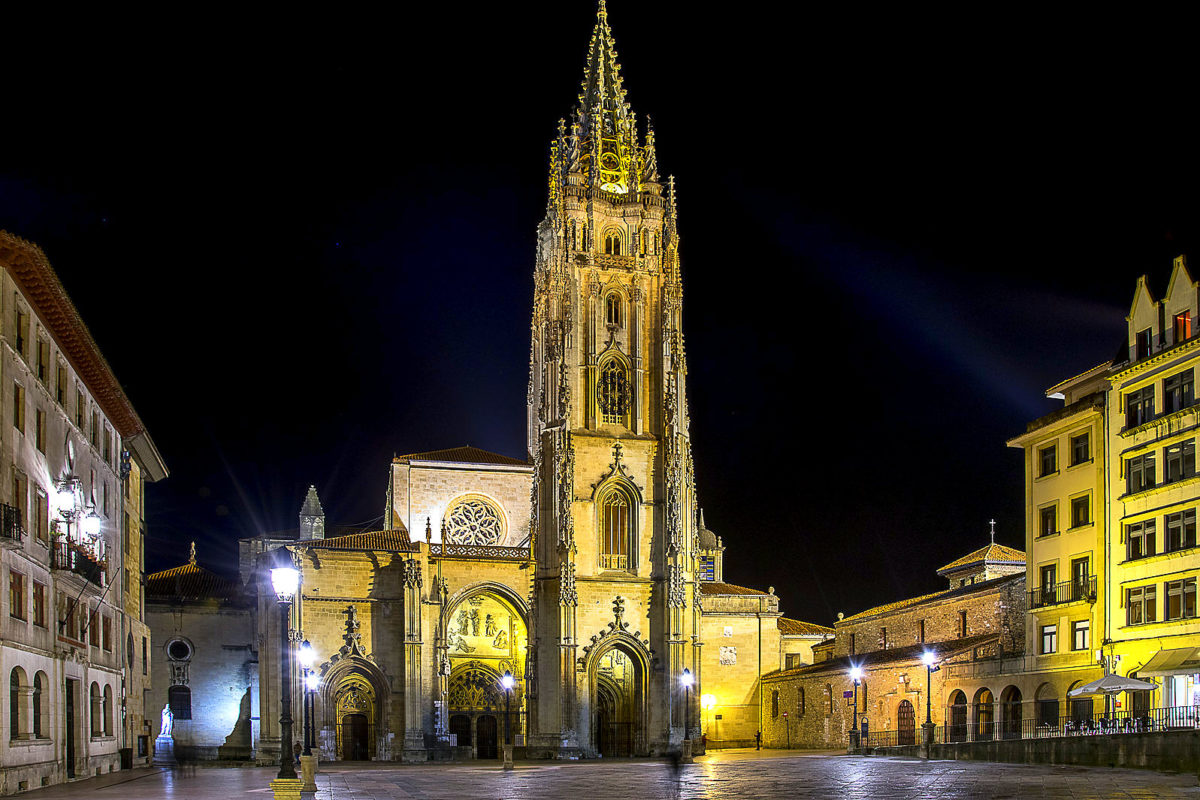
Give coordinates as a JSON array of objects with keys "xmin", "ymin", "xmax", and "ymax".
[
  {"xmin": 599, "ymin": 553, "xmax": 629, "ymax": 570},
  {"xmin": 51, "ymin": 539, "xmax": 106, "ymax": 585},
  {"xmin": 1029, "ymin": 576, "xmax": 1097, "ymax": 608},
  {"xmin": 1, "ymin": 503, "xmax": 24, "ymax": 544}
]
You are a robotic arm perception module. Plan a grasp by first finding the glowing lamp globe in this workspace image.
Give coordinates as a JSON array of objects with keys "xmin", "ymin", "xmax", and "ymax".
[
  {"xmin": 305, "ymin": 672, "xmax": 320, "ymax": 692},
  {"xmin": 501, "ymin": 671, "xmax": 515, "ymax": 690},
  {"xmin": 849, "ymin": 666, "xmax": 863, "ymax": 682},
  {"xmin": 680, "ymin": 668, "xmax": 694, "ymax": 688},
  {"xmin": 56, "ymin": 483, "xmax": 76, "ymax": 512},
  {"xmin": 922, "ymin": 650, "xmax": 936, "ymax": 668},
  {"xmin": 271, "ymin": 566, "xmax": 300, "ymax": 600},
  {"xmin": 81, "ymin": 512, "xmax": 101, "ymax": 538},
  {"xmin": 299, "ymin": 640, "xmax": 316, "ymax": 669},
  {"xmin": 701, "ymin": 694, "xmax": 716, "ymax": 710}
]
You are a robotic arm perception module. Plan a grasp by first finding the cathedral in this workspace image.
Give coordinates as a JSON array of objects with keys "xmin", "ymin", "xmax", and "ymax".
[{"xmin": 144, "ymin": 2, "xmax": 828, "ymax": 764}]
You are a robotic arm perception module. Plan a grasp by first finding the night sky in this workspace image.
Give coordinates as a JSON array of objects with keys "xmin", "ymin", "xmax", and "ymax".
[{"xmin": 3, "ymin": 4, "xmax": 1198, "ymax": 627}]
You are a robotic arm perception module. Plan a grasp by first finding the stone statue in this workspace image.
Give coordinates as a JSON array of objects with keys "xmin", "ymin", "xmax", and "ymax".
[
  {"xmin": 485, "ymin": 614, "xmax": 497, "ymax": 637},
  {"xmin": 161, "ymin": 703, "xmax": 174, "ymax": 737}
]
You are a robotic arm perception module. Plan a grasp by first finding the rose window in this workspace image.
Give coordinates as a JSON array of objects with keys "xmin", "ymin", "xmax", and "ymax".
[{"xmin": 445, "ymin": 499, "xmax": 504, "ymax": 546}]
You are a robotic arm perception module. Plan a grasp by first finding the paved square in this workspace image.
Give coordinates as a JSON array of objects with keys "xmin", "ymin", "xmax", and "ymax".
[{"xmin": 22, "ymin": 750, "xmax": 1200, "ymax": 799}]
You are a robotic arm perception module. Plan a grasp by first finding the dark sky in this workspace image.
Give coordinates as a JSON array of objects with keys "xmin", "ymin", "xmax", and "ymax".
[{"xmin": 3, "ymin": 4, "xmax": 1199, "ymax": 627}]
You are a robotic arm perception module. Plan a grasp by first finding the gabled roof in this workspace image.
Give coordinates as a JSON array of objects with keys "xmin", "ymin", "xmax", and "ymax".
[
  {"xmin": 146, "ymin": 562, "xmax": 238, "ymax": 601},
  {"xmin": 395, "ymin": 446, "xmax": 530, "ymax": 467},
  {"xmin": 937, "ymin": 543, "xmax": 1025, "ymax": 576},
  {"xmin": 839, "ymin": 573, "xmax": 1024, "ymax": 624},
  {"xmin": 763, "ymin": 633, "xmax": 1000, "ymax": 681},
  {"xmin": 699, "ymin": 581, "xmax": 770, "ymax": 597},
  {"xmin": 306, "ymin": 529, "xmax": 415, "ymax": 552},
  {"xmin": 778, "ymin": 617, "xmax": 834, "ymax": 636}
]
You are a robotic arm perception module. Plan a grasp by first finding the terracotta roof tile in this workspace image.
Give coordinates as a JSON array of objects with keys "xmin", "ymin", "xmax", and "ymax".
[
  {"xmin": 763, "ymin": 633, "xmax": 1001, "ymax": 680},
  {"xmin": 146, "ymin": 563, "xmax": 238, "ymax": 600},
  {"xmin": 937, "ymin": 543, "xmax": 1026, "ymax": 575},
  {"xmin": 778, "ymin": 617, "xmax": 834, "ymax": 636},
  {"xmin": 308, "ymin": 529, "xmax": 415, "ymax": 552},
  {"xmin": 699, "ymin": 581, "xmax": 770, "ymax": 596},
  {"xmin": 395, "ymin": 446, "xmax": 530, "ymax": 467}
]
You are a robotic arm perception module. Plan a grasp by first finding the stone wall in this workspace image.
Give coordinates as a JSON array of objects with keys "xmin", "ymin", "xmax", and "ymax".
[{"xmin": 393, "ymin": 463, "xmax": 532, "ymax": 547}]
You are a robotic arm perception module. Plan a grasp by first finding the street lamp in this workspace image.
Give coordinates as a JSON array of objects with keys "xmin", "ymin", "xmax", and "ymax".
[
  {"xmin": 681, "ymin": 668, "xmax": 694, "ymax": 743},
  {"xmin": 500, "ymin": 671, "xmax": 515, "ymax": 771},
  {"xmin": 921, "ymin": 650, "xmax": 937, "ymax": 725},
  {"xmin": 701, "ymin": 694, "xmax": 715, "ymax": 744},
  {"xmin": 849, "ymin": 665, "xmax": 863, "ymax": 751},
  {"xmin": 270, "ymin": 560, "xmax": 300, "ymax": 781},
  {"xmin": 298, "ymin": 640, "xmax": 316, "ymax": 757}
]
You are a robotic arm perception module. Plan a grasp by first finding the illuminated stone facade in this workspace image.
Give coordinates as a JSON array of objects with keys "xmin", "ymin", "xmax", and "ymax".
[{"xmin": 1, "ymin": 230, "xmax": 167, "ymax": 793}]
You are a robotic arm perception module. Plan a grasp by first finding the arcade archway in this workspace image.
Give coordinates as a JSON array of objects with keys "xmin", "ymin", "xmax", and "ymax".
[{"xmin": 590, "ymin": 643, "xmax": 647, "ymax": 757}]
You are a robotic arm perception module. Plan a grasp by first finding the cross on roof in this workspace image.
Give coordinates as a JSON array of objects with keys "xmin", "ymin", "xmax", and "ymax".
[{"xmin": 989, "ymin": 519, "xmax": 996, "ymax": 544}]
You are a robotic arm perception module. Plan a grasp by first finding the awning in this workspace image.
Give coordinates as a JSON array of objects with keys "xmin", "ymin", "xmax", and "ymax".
[{"xmin": 1139, "ymin": 647, "xmax": 1200, "ymax": 677}]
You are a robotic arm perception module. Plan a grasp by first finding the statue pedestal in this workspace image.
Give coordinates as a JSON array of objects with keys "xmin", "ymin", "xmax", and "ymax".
[
  {"xmin": 270, "ymin": 777, "xmax": 303, "ymax": 800},
  {"xmin": 154, "ymin": 735, "xmax": 177, "ymax": 767},
  {"xmin": 299, "ymin": 754, "xmax": 318, "ymax": 791}
]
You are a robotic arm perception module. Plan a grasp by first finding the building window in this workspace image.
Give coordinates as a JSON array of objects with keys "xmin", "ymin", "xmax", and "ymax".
[
  {"xmin": 825, "ymin": 684, "xmax": 833, "ymax": 716},
  {"xmin": 89, "ymin": 610, "xmax": 100, "ymax": 648},
  {"xmin": 90, "ymin": 411, "xmax": 99, "ymax": 448},
  {"xmin": 699, "ymin": 556, "xmax": 715, "ymax": 581},
  {"xmin": 142, "ymin": 637, "xmax": 148, "ymax": 675},
  {"xmin": 34, "ymin": 408, "xmax": 46, "ymax": 453},
  {"xmin": 9, "ymin": 570, "xmax": 25, "ymax": 620},
  {"xmin": 1070, "ymin": 495, "xmax": 1090, "ymax": 528},
  {"xmin": 32, "ymin": 582, "xmax": 45, "ymax": 628},
  {"xmin": 598, "ymin": 358, "xmax": 630, "ymax": 425},
  {"xmin": 14, "ymin": 309, "xmax": 29, "ymax": 358},
  {"xmin": 55, "ymin": 364, "xmax": 67, "ymax": 406},
  {"xmin": 35, "ymin": 488, "xmax": 48, "ymax": 542},
  {"xmin": 1127, "ymin": 519, "xmax": 1157, "ymax": 560},
  {"xmin": 599, "ymin": 484, "xmax": 634, "ymax": 570},
  {"xmin": 1165, "ymin": 369, "xmax": 1195, "ymax": 413},
  {"xmin": 11, "ymin": 472, "xmax": 27, "ymax": 533},
  {"xmin": 1039, "ymin": 505, "xmax": 1057, "ymax": 538},
  {"xmin": 1071, "ymin": 432, "xmax": 1090, "ymax": 465},
  {"xmin": 1136, "ymin": 327, "xmax": 1153, "ymax": 360},
  {"xmin": 103, "ymin": 685, "xmax": 113, "ymax": 737},
  {"xmin": 849, "ymin": 633, "xmax": 855, "ymax": 655},
  {"xmin": 90, "ymin": 683, "xmax": 102, "ymax": 737},
  {"xmin": 443, "ymin": 495, "xmax": 505, "ymax": 546},
  {"xmin": 1126, "ymin": 385, "xmax": 1155, "ymax": 428},
  {"xmin": 102, "ymin": 615, "xmax": 112, "ymax": 651},
  {"xmin": 12, "ymin": 383, "xmax": 24, "ymax": 434},
  {"xmin": 1176, "ymin": 311, "xmax": 1193, "ymax": 343},
  {"xmin": 1040, "ymin": 624, "xmax": 1057, "ymax": 654},
  {"xmin": 168, "ymin": 685, "xmax": 192, "ymax": 720},
  {"xmin": 1040, "ymin": 564, "xmax": 1057, "ymax": 598},
  {"xmin": 1039, "ymin": 444, "xmax": 1057, "ymax": 477},
  {"xmin": 32, "ymin": 672, "xmax": 45, "ymax": 738},
  {"xmin": 605, "ymin": 293, "xmax": 622, "ymax": 327},
  {"xmin": 36, "ymin": 340, "xmax": 49, "ymax": 385},
  {"xmin": 1126, "ymin": 452, "xmax": 1156, "ymax": 494},
  {"xmin": 604, "ymin": 230, "xmax": 622, "ymax": 255},
  {"xmin": 1072, "ymin": 620, "xmax": 1090, "ymax": 651},
  {"xmin": 771, "ymin": 690, "xmax": 780, "ymax": 718},
  {"xmin": 1071, "ymin": 557, "xmax": 1090, "ymax": 592},
  {"xmin": 1166, "ymin": 509, "xmax": 1198, "ymax": 552},
  {"xmin": 1166, "ymin": 440, "xmax": 1197, "ymax": 483},
  {"xmin": 880, "ymin": 627, "xmax": 887, "ymax": 649},
  {"xmin": 1127, "ymin": 585, "xmax": 1157, "ymax": 625},
  {"xmin": 958, "ymin": 611, "xmax": 967, "ymax": 637},
  {"xmin": 919, "ymin": 619, "xmax": 926, "ymax": 643},
  {"xmin": 10, "ymin": 669, "xmax": 25, "ymax": 739},
  {"xmin": 1166, "ymin": 578, "xmax": 1198, "ymax": 621},
  {"xmin": 75, "ymin": 390, "xmax": 84, "ymax": 428},
  {"xmin": 798, "ymin": 687, "xmax": 805, "ymax": 717}
]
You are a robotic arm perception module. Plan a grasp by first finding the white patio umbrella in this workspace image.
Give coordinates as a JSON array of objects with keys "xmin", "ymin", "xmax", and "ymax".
[{"xmin": 1067, "ymin": 673, "xmax": 1156, "ymax": 697}]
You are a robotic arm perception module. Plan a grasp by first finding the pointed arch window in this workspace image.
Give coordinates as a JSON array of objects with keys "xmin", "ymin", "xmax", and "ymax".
[
  {"xmin": 599, "ymin": 484, "xmax": 635, "ymax": 570},
  {"xmin": 598, "ymin": 358, "xmax": 630, "ymax": 426},
  {"xmin": 604, "ymin": 230, "xmax": 622, "ymax": 256},
  {"xmin": 605, "ymin": 293, "xmax": 623, "ymax": 327}
]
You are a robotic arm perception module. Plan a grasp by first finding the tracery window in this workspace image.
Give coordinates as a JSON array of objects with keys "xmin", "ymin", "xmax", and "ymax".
[
  {"xmin": 604, "ymin": 230, "xmax": 622, "ymax": 255},
  {"xmin": 599, "ymin": 486, "xmax": 633, "ymax": 570},
  {"xmin": 598, "ymin": 359, "xmax": 629, "ymax": 425},
  {"xmin": 444, "ymin": 496, "xmax": 505, "ymax": 546},
  {"xmin": 605, "ymin": 293, "xmax": 623, "ymax": 327},
  {"xmin": 447, "ymin": 664, "xmax": 505, "ymax": 710}
]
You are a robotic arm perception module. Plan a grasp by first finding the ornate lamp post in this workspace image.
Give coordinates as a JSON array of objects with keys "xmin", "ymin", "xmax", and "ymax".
[
  {"xmin": 849, "ymin": 666, "xmax": 863, "ymax": 752},
  {"xmin": 920, "ymin": 650, "xmax": 939, "ymax": 758},
  {"xmin": 270, "ymin": 561, "xmax": 299, "ymax": 782},
  {"xmin": 681, "ymin": 668, "xmax": 694, "ymax": 763},
  {"xmin": 298, "ymin": 640, "xmax": 316, "ymax": 756},
  {"xmin": 500, "ymin": 671, "xmax": 515, "ymax": 771}
]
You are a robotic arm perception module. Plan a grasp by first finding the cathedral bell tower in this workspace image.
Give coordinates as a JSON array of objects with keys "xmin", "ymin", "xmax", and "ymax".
[{"xmin": 526, "ymin": 0, "xmax": 699, "ymax": 758}]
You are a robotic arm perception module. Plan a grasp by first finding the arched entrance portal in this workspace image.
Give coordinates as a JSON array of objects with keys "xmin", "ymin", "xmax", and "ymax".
[
  {"xmin": 442, "ymin": 588, "xmax": 528, "ymax": 758},
  {"xmin": 591, "ymin": 644, "xmax": 646, "ymax": 757},
  {"xmin": 334, "ymin": 674, "xmax": 376, "ymax": 760}
]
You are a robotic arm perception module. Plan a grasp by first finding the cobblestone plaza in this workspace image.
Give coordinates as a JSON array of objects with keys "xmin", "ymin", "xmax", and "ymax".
[{"xmin": 19, "ymin": 750, "xmax": 1199, "ymax": 799}]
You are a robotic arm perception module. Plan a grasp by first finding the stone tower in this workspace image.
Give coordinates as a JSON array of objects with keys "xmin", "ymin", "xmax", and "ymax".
[
  {"xmin": 526, "ymin": 0, "xmax": 699, "ymax": 757},
  {"xmin": 299, "ymin": 484, "xmax": 325, "ymax": 540}
]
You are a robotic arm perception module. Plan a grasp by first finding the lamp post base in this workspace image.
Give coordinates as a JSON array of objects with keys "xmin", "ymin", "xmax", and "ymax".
[
  {"xmin": 920, "ymin": 722, "xmax": 935, "ymax": 760},
  {"xmin": 270, "ymin": 778, "xmax": 304, "ymax": 800},
  {"xmin": 502, "ymin": 744, "xmax": 514, "ymax": 770},
  {"xmin": 847, "ymin": 729, "xmax": 860, "ymax": 754},
  {"xmin": 299, "ymin": 755, "xmax": 318, "ymax": 791},
  {"xmin": 681, "ymin": 739, "xmax": 693, "ymax": 764}
]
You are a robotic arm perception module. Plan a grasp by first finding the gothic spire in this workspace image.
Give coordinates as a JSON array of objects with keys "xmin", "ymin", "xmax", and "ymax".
[
  {"xmin": 570, "ymin": 0, "xmax": 637, "ymax": 194},
  {"xmin": 577, "ymin": 0, "xmax": 630, "ymax": 128}
]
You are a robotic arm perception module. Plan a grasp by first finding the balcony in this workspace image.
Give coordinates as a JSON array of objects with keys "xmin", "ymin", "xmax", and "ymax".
[
  {"xmin": 599, "ymin": 553, "xmax": 629, "ymax": 570},
  {"xmin": 0, "ymin": 504, "xmax": 24, "ymax": 548},
  {"xmin": 51, "ymin": 539, "xmax": 106, "ymax": 585},
  {"xmin": 1029, "ymin": 576, "xmax": 1096, "ymax": 609}
]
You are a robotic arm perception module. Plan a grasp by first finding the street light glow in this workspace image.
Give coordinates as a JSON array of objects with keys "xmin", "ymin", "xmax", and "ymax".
[
  {"xmin": 849, "ymin": 665, "xmax": 863, "ymax": 682},
  {"xmin": 305, "ymin": 672, "xmax": 320, "ymax": 692},
  {"xmin": 680, "ymin": 668, "xmax": 694, "ymax": 687},
  {"xmin": 271, "ymin": 566, "xmax": 300, "ymax": 599},
  {"xmin": 501, "ymin": 670, "xmax": 515, "ymax": 690},
  {"xmin": 922, "ymin": 650, "xmax": 936, "ymax": 667},
  {"xmin": 701, "ymin": 693, "xmax": 715, "ymax": 710},
  {"xmin": 299, "ymin": 639, "xmax": 315, "ymax": 669}
]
